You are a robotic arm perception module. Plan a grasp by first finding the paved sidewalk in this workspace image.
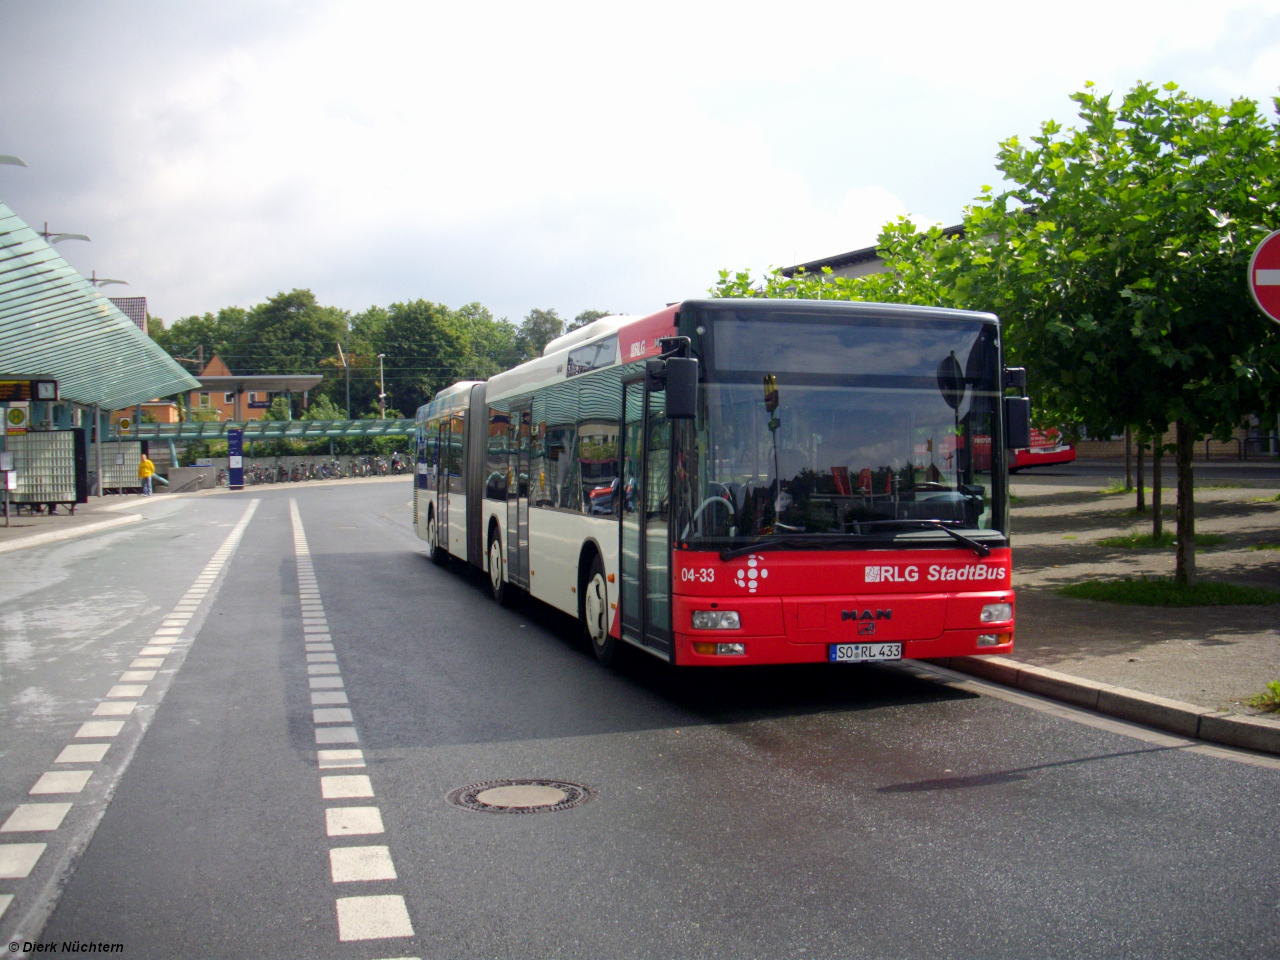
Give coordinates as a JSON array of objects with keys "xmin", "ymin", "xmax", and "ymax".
[
  {"xmin": 0, "ymin": 493, "xmax": 147, "ymax": 551},
  {"xmin": 0, "ymin": 474, "xmax": 411, "ymax": 552},
  {"xmin": 1004, "ymin": 471, "xmax": 1280, "ymax": 716}
]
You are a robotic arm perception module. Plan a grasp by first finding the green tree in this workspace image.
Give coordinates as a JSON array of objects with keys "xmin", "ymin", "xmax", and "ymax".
[
  {"xmin": 232, "ymin": 289, "xmax": 348, "ymax": 377},
  {"xmin": 713, "ymin": 82, "xmax": 1280, "ymax": 587},
  {"xmin": 974, "ymin": 82, "xmax": 1280, "ymax": 586},
  {"xmin": 151, "ymin": 306, "xmax": 249, "ymax": 371},
  {"xmin": 380, "ymin": 299, "xmax": 473, "ymax": 415},
  {"xmin": 454, "ymin": 302, "xmax": 520, "ymax": 377},
  {"xmin": 516, "ymin": 307, "xmax": 563, "ymax": 360},
  {"xmin": 567, "ymin": 308, "xmax": 610, "ymax": 332}
]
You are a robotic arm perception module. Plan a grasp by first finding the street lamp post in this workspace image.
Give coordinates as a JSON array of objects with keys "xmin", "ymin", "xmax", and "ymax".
[
  {"xmin": 337, "ymin": 342, "xmax": 351, "ymax": 419},
  {"xmin": 377, "ymin": 353, "xmax": 386, "ymax": 419}
]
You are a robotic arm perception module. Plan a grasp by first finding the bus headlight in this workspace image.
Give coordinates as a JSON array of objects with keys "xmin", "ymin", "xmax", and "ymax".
[
  {"xmin": 980, "ymin": 603, "xmax": 1012, "ymax": 623},
  {"xmin": 977, "ymin": 634, "xmax": 1005, "ymax": 646},
  {"xmin": 691, "ymin": 610, "xmax": 741, "ymax": 630}
]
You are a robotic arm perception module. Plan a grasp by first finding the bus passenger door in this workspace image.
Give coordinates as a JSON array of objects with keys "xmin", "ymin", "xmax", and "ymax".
[
  {"xmin": 642, "ymin": 388, "xmax": 671, "ymax": 654},
  {"xmin": 507, "ymin": 403, "xmax": 531, "ymax": 588},
  {"xmin": 620, "ymin": 380, "xmax": 644, "ymax": 643},
  {"xmin": 436, "ymin": 421, "xmax": 449, "ymax": 549}
]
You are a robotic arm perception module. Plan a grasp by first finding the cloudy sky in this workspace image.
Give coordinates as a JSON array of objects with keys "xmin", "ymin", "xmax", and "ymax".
[{"xmin": 2, "ymin": 0, "xmax": 1278, "ymax": 326}]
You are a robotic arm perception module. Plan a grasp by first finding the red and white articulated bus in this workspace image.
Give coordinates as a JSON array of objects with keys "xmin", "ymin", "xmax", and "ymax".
[
  {"xmin": 1010, "ymin": 427, "xmax": 1076, "ymax": 472},
  {"xmin": 414, "ymin": 299, "xmax": 1031, "ymax": 666}
]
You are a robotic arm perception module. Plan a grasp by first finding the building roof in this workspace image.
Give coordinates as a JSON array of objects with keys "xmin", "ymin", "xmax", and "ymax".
[
  {"xmin": 195, "ymin": 374, "xmax": 325, "ymax": 393},
  {"xmin": 0, "ymin": 201, "xmax": 199, "ymax": 409},
  {"xmin": 780, "ymin": 224, "xmax": 965, "ymax": 278}
]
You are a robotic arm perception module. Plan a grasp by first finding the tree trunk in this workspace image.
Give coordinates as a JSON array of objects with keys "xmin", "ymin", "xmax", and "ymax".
[
  {"xmin": 1136, "ymin": 439, "xmax": 1146, "ymax": 512},
  {"xmin": 1124, "ymin": 425, "xmax": 1133, "ymax": 490},
  {"xmin": 1151, "ymin": 435, "xmax": 1163, "ymax": 539},
  {"xmin": 1175, "ymin": 420, "xmax": 1196, "ymax": 587}
]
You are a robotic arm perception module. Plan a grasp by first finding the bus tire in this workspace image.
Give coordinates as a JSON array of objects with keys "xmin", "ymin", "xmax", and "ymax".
[
  {"xmin": 427, "ymin": 511, "xmax": 446, "ymax": 566},
  {"xmin": 487, "ymin": 529, "xmax": 508, "ymax": 605},
  {"xmin": 581, "ymin": 553, "xmax": 614, "ymax": 664}
]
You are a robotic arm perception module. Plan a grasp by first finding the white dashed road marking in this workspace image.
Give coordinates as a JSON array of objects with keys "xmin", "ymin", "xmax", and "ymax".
[
  {"xmin": 289, "ymin": 498, "xmax": 415, "ymax": 945},
  {"xmin": 1, "ymin": 499, "xmax": 260, "ymax": 947}
]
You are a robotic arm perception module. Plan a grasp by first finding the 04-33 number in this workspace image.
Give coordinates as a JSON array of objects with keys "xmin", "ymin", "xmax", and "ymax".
[{"xmin": 680, "ymin": 567, "xmax": 715, "ymax": 583}]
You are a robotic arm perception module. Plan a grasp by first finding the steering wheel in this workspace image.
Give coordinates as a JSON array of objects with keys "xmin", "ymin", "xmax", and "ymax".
[{"xmin": 682, "ymin": 495, "xmax": 736, "ymax": 538}]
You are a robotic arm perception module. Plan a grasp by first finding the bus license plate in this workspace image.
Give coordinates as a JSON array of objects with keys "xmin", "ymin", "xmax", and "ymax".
[{"xmin": 829, "ymin": 642, "xmax": 902, "ymax": 663}]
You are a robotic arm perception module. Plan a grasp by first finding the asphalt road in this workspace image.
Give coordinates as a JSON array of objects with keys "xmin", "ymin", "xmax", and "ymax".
[{"xmin": 2, "ymin": 480, "xmax": 1277, "ymax": 959}]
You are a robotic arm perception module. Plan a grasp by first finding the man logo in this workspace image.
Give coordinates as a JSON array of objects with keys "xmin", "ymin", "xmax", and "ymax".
[
  {"xmin": 858, "ymin": 621, "xmax": 876, "ymax": 635},
  {"xmin": 841, "ymin": 609, "xmax": 892, "ymax": 622}
]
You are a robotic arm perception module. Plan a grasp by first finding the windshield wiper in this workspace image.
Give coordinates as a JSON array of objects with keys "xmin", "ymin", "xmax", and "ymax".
[
  {"xmin": 718, "ymin": 533, "xmax": 889, "ymax": 561},
  {"xmin": 854, "ymin": 520, "xmax": 992, "ymax": 558},
  {"xmin": 718, "ymin": 537, "xmax": 816, "ymax": 562}
]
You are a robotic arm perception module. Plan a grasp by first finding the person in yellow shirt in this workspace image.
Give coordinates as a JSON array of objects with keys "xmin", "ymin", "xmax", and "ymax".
[{"xmin": 138, "ymin": 454, "xmax": 155, "ymax": 496}]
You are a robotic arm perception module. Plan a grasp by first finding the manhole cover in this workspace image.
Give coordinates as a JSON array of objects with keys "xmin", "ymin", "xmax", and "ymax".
[{"xmin": 445, "ymin": 779, "xmax": 596, "ymax": 814}]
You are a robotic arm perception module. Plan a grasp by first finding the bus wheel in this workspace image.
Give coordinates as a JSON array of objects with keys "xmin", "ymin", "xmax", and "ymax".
[
  {"xmin": 582, "ymin": 555, "xmax": 614, "ymax": 664},
  {"xmin": 428, "ymin": 514, "xmax": 445, "ymax": 566},
  {"xmin": 488, "ymin": 531, "xmax": 507, "ymax": 605}
]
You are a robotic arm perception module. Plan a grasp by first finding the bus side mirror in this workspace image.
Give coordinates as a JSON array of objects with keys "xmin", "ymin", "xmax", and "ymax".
[
  {"xmin": 1004, "ymin": 396, "xmax": 1031, "ymax": 449},
  {"xmin": 665, "ymin": 358, "xmax": 698, "ymax": 419}
]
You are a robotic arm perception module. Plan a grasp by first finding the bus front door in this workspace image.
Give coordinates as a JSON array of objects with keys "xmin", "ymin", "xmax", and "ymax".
[
  {"xmin": 507, "ymin": 403, "xmax": 531, "ymax": 589},
  {"xmin": 619, "ymin": 379, "xmax": 672, "ymax": 657},
  {"xmin": 436, "ymin": 421, "xmax": 448, "ymax": 550},
  {"xmin": 620, "ymin": 381, "xmax": 643, "ymax": 642}
]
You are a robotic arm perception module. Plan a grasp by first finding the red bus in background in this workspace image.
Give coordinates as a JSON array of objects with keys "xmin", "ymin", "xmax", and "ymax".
[
  {"xmin": 416, "ymin": 299, "xmax": 1029, "ymax": 668},
  {"xmin": 1010, "ymin": 427, "xmax": 1076, "ymax": 472}
]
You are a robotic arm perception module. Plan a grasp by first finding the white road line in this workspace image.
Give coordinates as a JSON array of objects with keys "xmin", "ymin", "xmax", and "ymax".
[
  {"xmin": 330, "ymin": 845, "xmax": 397, "ymax": 883},
  {"xmin": 316, "ymin": 728, "xmax": 360, "ymax": 744},
  {"xmin": 291, "ymin": 499, "xmax": 413, "ymax": 945},
  {"xmin": 335, "ymin": 895, "xmax": 414, "ymax": 941},
  {"xmin": 320, "ymin": 775, "xmax": 374, "ymax": 799},
  {"xmin": 3, "ymin": 498, "xmax": 262, "ymax": 949},
  {"xmin": 29, "ymin": 772, "xmax": 93, "ymax": 795},
  {"xmin": 314, "ymin": 708, "xmax": 354, "ymax": 724},
  {"xmin": 119, "ymin": 670, "xmax": 157, "ymax": 682},
  {"xmin": 91, "ymin": 701, "xmax": 136, "ymax": 717},
  {"xmin": 905, "ymin": 661, "xmax": 1280, "ymax": 771},
  {"xmin": 2, "ymin": 804, "xmax": 74, "ymax": 833},
  {"xmin": 53, "ymin": 745, "xmax": 109, "ymax": 764},
  {"xmin": 106, "ymin": 685, "xmax": 147, "ymax": 698},
  {"xmin": 318, "ymin": 750, "xmax": 365, "ymax": 770},
  {"xmin": 325, "ymin": 807, "xmax": 384, "ymax": 837},
  {"xmin": 74, "ymin": 721, "xmax": 124, "ymax": 738},
  {"xmin": 0, "ymin": 894, "xmax": 12, "ymax": 921},
  {"xmin": 0, "ymin": 844, "xmax": 47, "ymax": 879}
]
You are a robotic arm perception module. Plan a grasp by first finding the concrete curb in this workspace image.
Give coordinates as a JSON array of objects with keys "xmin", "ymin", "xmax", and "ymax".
[
  {"xmin": 930, "ymin": 655, "xmax": 1280, "ymax": 756},
  {"xmin": 0, "ymin": 513, "xmax": 142, "ymax": 554}
]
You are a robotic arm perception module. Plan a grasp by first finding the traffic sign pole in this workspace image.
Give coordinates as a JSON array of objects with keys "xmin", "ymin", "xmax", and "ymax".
[{"xmin": 1247, "ymin": 228, "xmax": 1280, "ymax": 326}]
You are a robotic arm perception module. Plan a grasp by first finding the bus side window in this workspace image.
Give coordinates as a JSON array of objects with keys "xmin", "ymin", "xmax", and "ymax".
[
  {"xmin": 578, "ymin": 420, "xmax": 619, "ymax": 516},
  {"xmin": 545, "ymin": 424, "xmax": 576, "ymax": 509},
  {"xmin": 486, "ymin": 407, "xmax": 509, "ymax": 500},
  {"xmin": 448, "ymin": 414, "xmax": 466, "ymax": 494}
]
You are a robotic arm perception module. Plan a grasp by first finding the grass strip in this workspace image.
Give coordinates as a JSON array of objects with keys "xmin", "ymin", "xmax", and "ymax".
[
  {"xmin": 1248, "ymin": 542, "xmax": 1280, "ymax": 551},
  {"xmin": 1060, "ymin": 577, "xmax": 1280, "ymax": 606},
  {"xmin": 1248, "ymin": 682, "xmax": 1280, "ymax": 713},
  {"xmin": 1096, "ymin": 531, "xmax": 1227, "ymax": 549}
]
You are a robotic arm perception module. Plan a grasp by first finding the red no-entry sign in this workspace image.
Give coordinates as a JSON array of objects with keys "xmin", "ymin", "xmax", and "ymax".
[{"xmin": 1248, "ymin": 229, "xmax": 1280, "ymax": 325}]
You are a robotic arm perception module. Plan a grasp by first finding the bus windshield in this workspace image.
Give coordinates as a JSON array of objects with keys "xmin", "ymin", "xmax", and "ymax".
[{"xmin": 680, "ymin": 309, "xmax": 1005, "ymax": 547}]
